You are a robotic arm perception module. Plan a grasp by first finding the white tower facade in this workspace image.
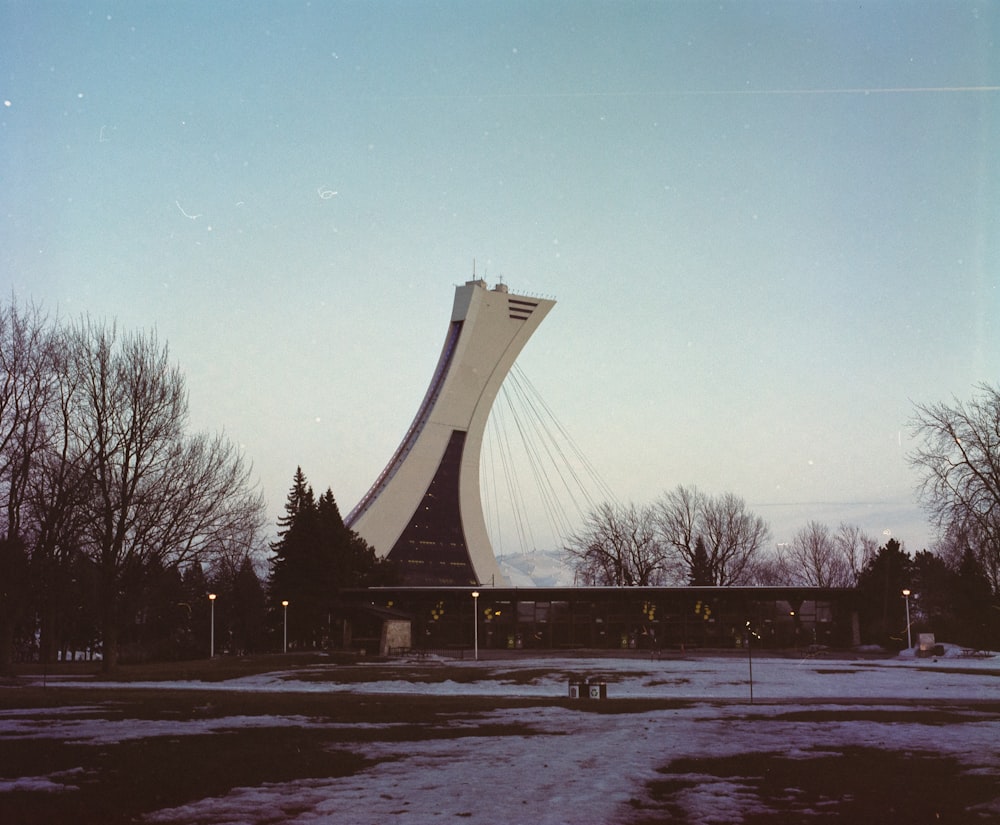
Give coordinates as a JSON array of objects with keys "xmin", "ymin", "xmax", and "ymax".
[{"xmin": 345, "ymin": 279, "xmax": 555, "ymax": 586}]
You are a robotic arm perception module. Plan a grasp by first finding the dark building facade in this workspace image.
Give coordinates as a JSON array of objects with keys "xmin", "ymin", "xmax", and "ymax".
[{"xmin": 341, "ymin": 586, "xmax": 861, "ymax": 652}]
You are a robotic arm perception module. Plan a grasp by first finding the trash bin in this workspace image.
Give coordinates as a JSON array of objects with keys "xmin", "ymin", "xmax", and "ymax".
[{"xmin": 569, "ymin": 679, "xmax": 606, "ymax": 699}]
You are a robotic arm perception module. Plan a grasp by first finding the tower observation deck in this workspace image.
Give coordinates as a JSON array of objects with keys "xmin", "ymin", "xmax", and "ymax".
[{"xmin": 345, "ymin": 279, "xmax": 555, "ymax": 586}]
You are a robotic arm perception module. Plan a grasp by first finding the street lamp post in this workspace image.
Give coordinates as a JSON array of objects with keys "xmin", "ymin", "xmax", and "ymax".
[
  {"xmin": 208, "ymin": 593, "xmax": 217, "ymax": 658},
  {"xmin": 902, "ymin": 589, "xmax": 912, "ymax": 649},
  {"xmin": 281, "ymin": 600, "xmax": 289, "ymax": 653},
  {"xmin": 472, "ymin": 591, "xmax": 480, "ymax": 660}
]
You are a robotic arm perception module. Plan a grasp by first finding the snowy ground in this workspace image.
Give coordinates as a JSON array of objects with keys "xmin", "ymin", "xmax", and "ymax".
[{"xmin": 2, "ymin": 648, "xmax": 999, "ymax": 824}]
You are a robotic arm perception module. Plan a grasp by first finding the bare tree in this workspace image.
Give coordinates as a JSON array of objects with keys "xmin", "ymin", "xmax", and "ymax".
[
  {"xmin": 931, "ymin": 519, "xmax": 982, "ymax": 571},
  {"xmin": 652, "ymin": 485, "xmax": 770, "ymax": 585},
  {"xmin": 0, "ymin": 298, "xmax": 57, "ymax": 542},
  {"xmin": 910, "ymin": 383, "xmax": 1000, "ymax": 593},
  {"xmin": 0, "ymin": 298, "xmax": 58, "ymax": 673},
  {"xmin": 564, "ymin": 501, "xmax": 671, "ymax": 586},
  {"xmin": 26, "ymin": 328, "xmax": 94, "ymax": 663},
  {"xmin": 834, "ymin": 522, "xmax": 877, "ymax": 586},
  {"xmin": 744, "ymin": 550, "xmax": 786, "ymax": 586},
  {"xmin": 133, "ymin": 431, "xmax": 266, "ymax": 568},
  {"xmin": 66, "ymin": 319, "xmax": 265, "ymax": 669},
  {"xmin": 777, "ymin": 521, "xmax": 853, "ymax": 587},
  {"xmin": 700, "ymin": 492, "xmax": 772, "ymax": 586},
  {"xmin": 651, "ymin": 485, "xmax": 703, "ymax": 570},
  {"xmin": 0, "ymin": 303, "xmax": 267, "ymax": 670}
]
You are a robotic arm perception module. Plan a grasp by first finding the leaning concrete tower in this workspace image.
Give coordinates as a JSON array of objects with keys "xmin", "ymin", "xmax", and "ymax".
[{"xmin": 345, "ymin": 279, "xmax": 555, "ymax": 586}]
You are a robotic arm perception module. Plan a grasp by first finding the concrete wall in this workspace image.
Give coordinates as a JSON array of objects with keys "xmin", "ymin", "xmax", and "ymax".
[{"xmin": 347, "ymin": 279, "xmax": 555, "ymax": 586}]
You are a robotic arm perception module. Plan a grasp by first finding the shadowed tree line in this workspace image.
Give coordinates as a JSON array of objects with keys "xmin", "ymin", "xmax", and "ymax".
[
  {"xmin": 0, "ymin": 298, "xmax": 267, "ymax": 673},
  {"xmin": 565, "ymin": 488, "xmax": 772, "ymax": 587},
  {"xmin": 4, "ymin": 292, "xmax": 997, "ymax": 664},
  {"xmin": 563, "ymin": 486, "xmax": 867, "ymax": 589},
  {"xmin": 852, "ymin": 537, "xmax": 997, "ymax": 650},
  {"xmin": 0, "ymin": 298, "xmax": 397, "ymax": 673},
  {"xmin": 903, "ymin": 382, "xmax": 1000, "ymax": 648},
  {"xmin": 565, "ymin": 382, "xmax": 1000, "ymax": 649},
  {"xmin": 567, "ymin": 500, "xmax": 996, "ymax": 650}
]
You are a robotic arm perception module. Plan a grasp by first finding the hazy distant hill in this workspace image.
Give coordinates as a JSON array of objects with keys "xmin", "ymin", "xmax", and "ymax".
[{"xmin": 497, "ymin": 549, "xmax": 576, "ymax": 587}]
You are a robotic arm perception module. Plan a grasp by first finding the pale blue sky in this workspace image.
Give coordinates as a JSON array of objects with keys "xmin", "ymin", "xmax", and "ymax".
[{"xmin": 3, "ymin": 1, "xmax": 998, "ymax": 556}]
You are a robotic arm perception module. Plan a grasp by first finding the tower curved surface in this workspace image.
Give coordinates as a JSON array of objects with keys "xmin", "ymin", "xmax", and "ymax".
[{"xmin": 346, "ymin": 279, "xmax": 555, "ymax": 586}]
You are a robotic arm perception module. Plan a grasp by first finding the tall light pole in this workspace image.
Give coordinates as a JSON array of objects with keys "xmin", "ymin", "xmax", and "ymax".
[
  {"xmin": 472, "ymin": 591, "xmax": 480, "ymax": 660},
  {"xmin": 902, "ymin": 589, "xmax": 912, "ymax": 649},
  {"xmin": 208, "ymin": 593, "xmax": 217, "ymax": 658},
  {"xmin": 281, "ymin": 600, "xmax": 289, "ymax": 653}
]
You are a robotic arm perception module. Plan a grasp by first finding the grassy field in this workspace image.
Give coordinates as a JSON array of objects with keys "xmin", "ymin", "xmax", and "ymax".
[
  {"xmin": 2, "ymin": 654, "xmax": 998, "ymax": 824},
  {"xmin": 0, "ymin": 687, "xmax": 556, "ymax": 825},
  {"xmin": 633, "ymin": 746, "xmax": 999, "ymax": 824}
]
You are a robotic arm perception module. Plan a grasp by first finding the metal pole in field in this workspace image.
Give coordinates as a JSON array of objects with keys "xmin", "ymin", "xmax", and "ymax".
[
  {"xmin": 208, "ymin": 593, "xmax": 217, "ymax": 658},
  {"xmin": 746, "ymin": 620, "xmax": 754, "ymax": 705},
  {"xmin": 902, "ymin": 589, "xmax": 912, "ymax": 649},
  {"xmin": 472, "ymin": 591, "xmax": 480, "ymax": 660},
  {"xmin": 282, "ymin": 600, "xmax": 289, "ymax": 653}
]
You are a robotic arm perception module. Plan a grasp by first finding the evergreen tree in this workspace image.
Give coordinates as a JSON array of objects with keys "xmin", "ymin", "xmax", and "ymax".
[
  {"xmin": 317, "ymin": 487, "xmax": 396, "ymax": 588},
  {"xmin": 230, "ymin": 557, "xmax": 267, "ymax": 654},
  {"xmin": 953, "ymin": 547, "xmax": 995, "ymax": 650},
  {"xmin": 269, "ymin": 470, "xmax": 398, "ymax": 649},
  {"xmin": 856, "ymin": 538, "xmax": 912, "ymax": 648},
  {"xmin": 270, "ymin": 468, "xmax": 327, "ymax": 648},
  {"xmin": 688, "ymin": 537, "xmax": 713, "ymax": 586},
  {"xmin": 903, "ymin": 547, "xmax": 998, "ymax": 649},
  {"xmin": 911, "ymin": 550, "xmax": 956, "ymax": 641},
  {"xmin": 317, "ymin": 488, "xmax": 350, "ymax": 585}
]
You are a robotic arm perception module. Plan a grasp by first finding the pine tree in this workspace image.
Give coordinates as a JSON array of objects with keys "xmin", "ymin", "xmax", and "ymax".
[
  {"xmin": 315, "ymin": 487, "xmax": 397, "ymax": 589},
  {"xmin": 856, "ymin": 538, "xmax": 912, "ymax": 648},
  {"xmin": 231, "ymin": 557, "xmax": 267, "ymax": 654},
  {"xmin": 911, "ymin": 550, "xmax": 956, "ymax": 641},
  {"xmin": 269, "ymin": 471, "xmax": 398, "ymax": 649},
  {"xmin": 953, "ymin": 547, "xmax": 995, "ymax": 650},
  {"xmin": 269, "ymin": 468, "xmax": 326, "ymax": 648},
  {"xmin": 688, "ymin": 536, "xmax": 713, "ymax": 586},
  {"xmin": 276, "ymin": 467, "xmax": 315, "ymax": 534},
  {"xmin": 317, "ymin": 488, "xmax": 349, "ymax": 585}
]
